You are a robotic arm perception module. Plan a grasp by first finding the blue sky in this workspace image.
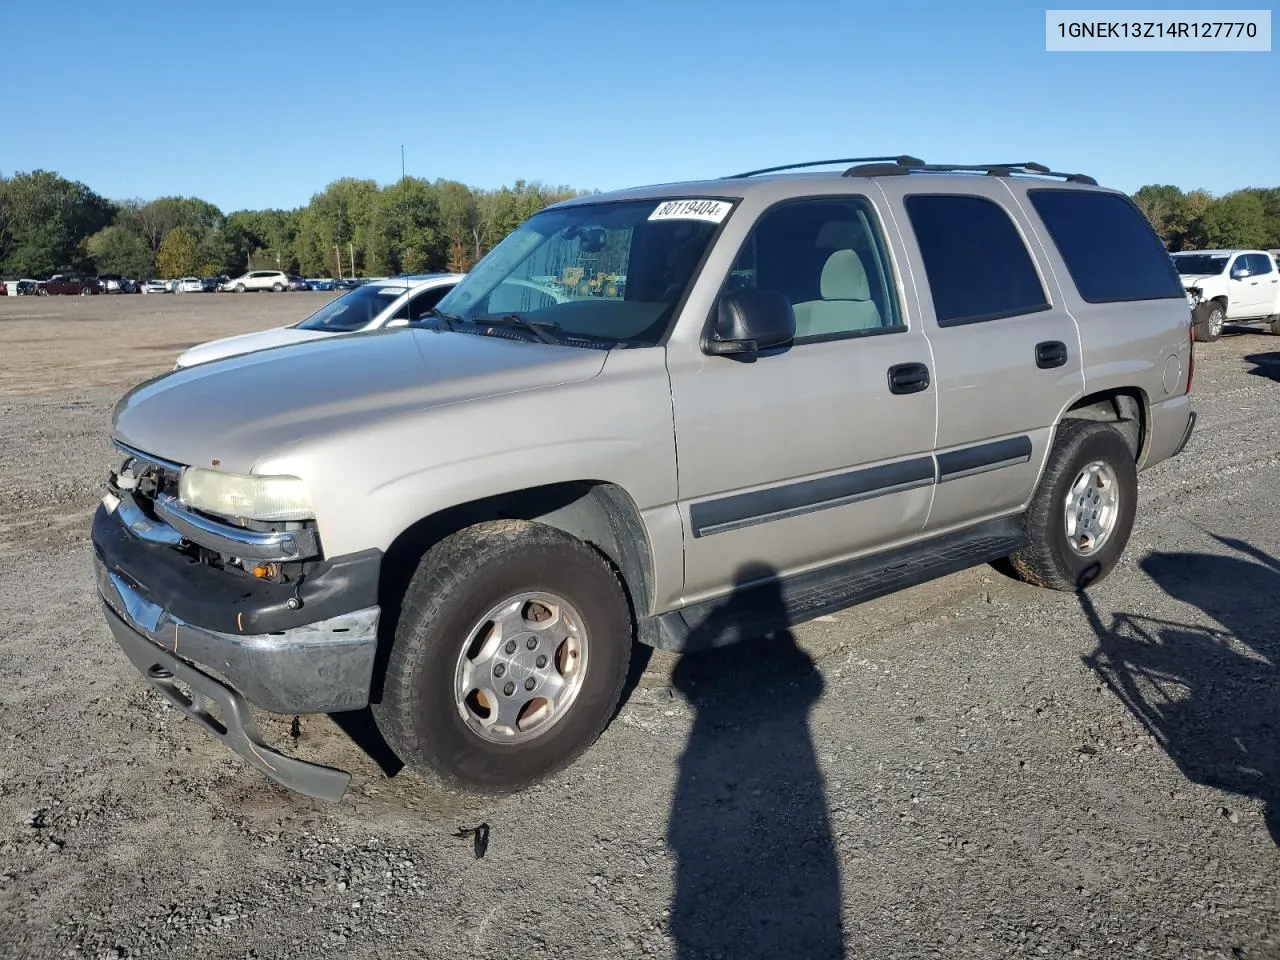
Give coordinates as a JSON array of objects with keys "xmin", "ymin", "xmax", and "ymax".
[{"xmin": 2, "ymin": 0, "xmax": 1274, "ymax": 211}]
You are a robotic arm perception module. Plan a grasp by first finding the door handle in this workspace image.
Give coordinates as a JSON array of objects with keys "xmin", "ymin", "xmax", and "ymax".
[
  {"xmin": 1036, "ymin": 340, "xmax": 1068, "ymax": 369},
  {"xmin": 887, "ymin": 362, "xmax": 930, "ymax": 395}
]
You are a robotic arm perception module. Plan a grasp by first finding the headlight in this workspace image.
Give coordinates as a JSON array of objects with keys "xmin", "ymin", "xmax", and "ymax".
[{"xmin": 179, "ymin": 468, "xmax": 313, "ymax": 522}]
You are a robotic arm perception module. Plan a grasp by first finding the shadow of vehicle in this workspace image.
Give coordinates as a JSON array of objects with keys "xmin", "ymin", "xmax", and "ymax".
[
  {"xmin": 666, "ymin": 563, "xmax": 844, "ymax": 959},
  {"xmin": 1244, "ymin": 352, "xmax": 1280, "ymax": 383},
  {"xmin": 1080, "ymin": 535, "xmax": 1280, "ymax": 844}
]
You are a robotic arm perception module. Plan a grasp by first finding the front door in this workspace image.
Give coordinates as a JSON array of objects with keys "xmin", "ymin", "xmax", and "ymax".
[{"xmin": 668, "ymin": 193, "xmax": 938, "ymax": 605}]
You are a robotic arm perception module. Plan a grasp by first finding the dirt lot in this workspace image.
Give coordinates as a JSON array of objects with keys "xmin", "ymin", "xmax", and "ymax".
[{"xmin": 1, "ymin": 292, "xmax": 1278, "ymax": 960}]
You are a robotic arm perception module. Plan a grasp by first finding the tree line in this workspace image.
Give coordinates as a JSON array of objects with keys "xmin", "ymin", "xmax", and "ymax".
[
  {"xmin": 1, "ymin": 169, "xmax": 1277, "ymax": 283},
  {"xmin": 0, "ymin": 170, "xmax": 583, "ymax": 281}
]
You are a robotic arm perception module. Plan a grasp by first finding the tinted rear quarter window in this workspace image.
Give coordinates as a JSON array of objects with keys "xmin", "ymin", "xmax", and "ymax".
[
  {"xmin": 1027, "ymin": 189, "xmax": 1184, "ymax": 303},
  {"xmin": 903, "ymin": 194, "xmax": 1049, "ymax": 326}
]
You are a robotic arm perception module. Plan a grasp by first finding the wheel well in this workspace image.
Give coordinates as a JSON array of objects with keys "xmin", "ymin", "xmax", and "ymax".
[
  {"xmin": 371, "ymin": 482, "xmax": 654, "ymax": 701},
  {"xmin": 1062, "ymin": 389, "xmax": 1146, "ymax": 462}
]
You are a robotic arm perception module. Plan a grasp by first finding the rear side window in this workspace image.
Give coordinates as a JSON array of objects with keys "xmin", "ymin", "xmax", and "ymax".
[
  {"xmin": 1027, "ymin": 189, "xmax": 1184, "ymax": 303},
  {"xmin": 903, "ymin": 195, "xmax": 1049, "ymax": 326}
]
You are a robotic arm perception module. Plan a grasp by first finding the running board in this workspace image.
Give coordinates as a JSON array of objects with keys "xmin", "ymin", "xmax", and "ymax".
[{"xmin": 646, "ymin": 516, "xmax": 1026, "ymax": 652}]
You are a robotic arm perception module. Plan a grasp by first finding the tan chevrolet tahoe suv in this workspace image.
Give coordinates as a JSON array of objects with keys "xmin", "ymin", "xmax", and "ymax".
[{"xmin": 93, "ymin": 157, "xmax": 1196, "ymax": 801}]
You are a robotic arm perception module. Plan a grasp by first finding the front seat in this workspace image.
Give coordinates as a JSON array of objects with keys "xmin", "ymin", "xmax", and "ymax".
[{"xmin": 793, "ymin": 249, "xmax": 882, "ymax": 338}]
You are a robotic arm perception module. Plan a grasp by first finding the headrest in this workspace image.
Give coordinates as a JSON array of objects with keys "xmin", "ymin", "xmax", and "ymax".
[{"xmin": 820, "ymin": 249, "xmax": 870, "ymax": 300}]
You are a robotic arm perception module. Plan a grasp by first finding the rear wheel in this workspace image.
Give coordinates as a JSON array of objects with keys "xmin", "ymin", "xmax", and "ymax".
[
  {"xmin": 1192, "ymin": 301, "xmax": 1225, "ymax": 342},
  {"xmin": 1006, "ymin": 420, "xmax": 1137, "ymax": 591},
  {"xmin": 234, "ymin": 283, "xmax": 246, "ymax": 293},
  {"xmin": 1268, "ymin": 314, "xmax": 1280, "ymax": 336},
  {"xmin": 373, "ymin": 520, "xmax": 632, "ymax": 793},
  {"xmin": 271, "ymin": 282, "xmax": 284, "ymax": 292}
]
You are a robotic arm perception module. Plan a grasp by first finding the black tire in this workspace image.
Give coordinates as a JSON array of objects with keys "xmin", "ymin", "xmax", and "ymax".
[
  {"xmin": 1006, "ymin": 420, "xmax": 1138, "ymax": 592},
  {"xmin": 1192, "ymin": 301, "xmax": 1225, "ymax": 342},
  {"xmin": 271, "ymin": 282, "xmax": 284, "ymax": 292},
  {"xmin": 234, "ymin": 283, "xmax": 245, "ymax": 293},
  {"xmin": 373, "ymin": 519, "xmax": 633, "ymax": 793}
]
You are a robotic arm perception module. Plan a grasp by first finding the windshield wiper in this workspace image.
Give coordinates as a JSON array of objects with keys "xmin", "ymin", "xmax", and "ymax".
[
  {"xmin": 420, "ymin": 308, "xmax": 463, "ymax": 331},
  {"xmin": 477, "ymin": 313, "xmax": 563, "ymax": 345}
]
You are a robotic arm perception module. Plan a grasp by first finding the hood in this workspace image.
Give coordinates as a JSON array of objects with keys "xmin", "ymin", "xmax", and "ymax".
[
  {"xmin": 174, "ymin": 325, "xmax": 333, "ymax": 368},
  {"xmin": 114, "ymin": 327, "xmax": 609, "ymax": 473},
  {"xmin": 1178, "ymin": 274, "xmax": 1217, "ymax": 289}
]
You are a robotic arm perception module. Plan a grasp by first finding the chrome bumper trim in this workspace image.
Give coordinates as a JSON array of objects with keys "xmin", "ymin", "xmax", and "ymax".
[
  {"xmin": 96, "ymin": 559, "xmax": 379, "ymax": 714},
  {"xmin": 153, "ymin": 494, "xmax": 320, "ymax": 560}
]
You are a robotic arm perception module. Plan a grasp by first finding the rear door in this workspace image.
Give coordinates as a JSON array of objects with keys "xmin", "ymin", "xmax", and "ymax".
[
  {"xmin": 879, "ymin": 178, "xmax": 1084, "ymax": 533},
  {"xmin": 1244, "ymin": 253, "xmax": 1279, "ymax": 315}
]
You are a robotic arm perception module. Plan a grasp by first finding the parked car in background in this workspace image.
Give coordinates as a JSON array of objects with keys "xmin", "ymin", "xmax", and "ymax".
[
  {"xmin": 287, "ymin": 275, "xmax": 309, "ymax": 291},
  {"xmin": 201, "ymin": 276, "xmax": 227, "ymax": 293},
  {"xmin": 16, "ymin": 279, "xmax": 41, "ymax": 295},
  {"xmin": 221, "ymin": 269, "xmax": 292, "ymax": 293},
  {"xmin": 332, "ymin": 278, "xmax": 358, "ymax": 290},
  {"xmin": 173, "ymin": 277, "xmax": 204, "ymax": 294},
  {"xmin": 305, "ymin": 278, "xmax": 336, "ymax": 291},
  {"xmin": 174, "ymin": 273, "xmax": 465, "ymax": 368},
  {"xmin": 142, "ymin": 280, "xmax": 170, "ymax": 295},
  {"xmin": 0, "ymin": 280, "xmax": 6, "ymax": 296},
  {"xmin": 97, "ymin": 274, "xmax": 124, "ymax": 294},
  {"xmin": 1174, "ymin": 249, "xmax": 1280, "ymax": 341},
  {"xmin": 39, "ymin": 275, "xmax": 103, "ymax": 295}
]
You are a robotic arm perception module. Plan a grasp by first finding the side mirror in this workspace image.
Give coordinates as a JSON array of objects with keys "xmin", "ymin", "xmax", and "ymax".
[
  {"xmin": 703, "ymin": 289, "xmax": 795, "ymax": 360},
  {"xmin": 1231, "ymin": 266, "xmax": 1250, "ymax": 280}
]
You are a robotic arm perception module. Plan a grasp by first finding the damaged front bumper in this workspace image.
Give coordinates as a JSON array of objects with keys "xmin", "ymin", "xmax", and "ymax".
[{"xmin": 93, "ymin": 498, "xmax": 382, "ymax": 802}]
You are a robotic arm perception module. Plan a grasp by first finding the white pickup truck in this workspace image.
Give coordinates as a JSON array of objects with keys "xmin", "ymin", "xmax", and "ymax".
[{"xmin": 1173, "ymin": 249, "xmax": 1280, "ymax": 342}]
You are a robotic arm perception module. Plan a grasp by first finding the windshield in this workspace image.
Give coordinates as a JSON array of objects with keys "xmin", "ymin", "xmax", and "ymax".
[
  {"xmin": 295, "ymin": 284, "xmax": 408, "ymax": 332},
  {"xmin": 432, "ymin": 198, "xmax": 733, "ymax": 347},
  {"xmin": 1173, "ymin": 254, "xmax": 1229, "ymax": 275}
]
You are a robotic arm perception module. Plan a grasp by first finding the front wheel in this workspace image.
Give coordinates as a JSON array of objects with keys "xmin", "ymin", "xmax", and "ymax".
[
  {"xmin": 1192, "ymin": 301, "xmax": 1225, "ymax": 342},
  {"xmin": 373, "ymin": 520, "xmax": 632, "ymax": 793},
  {"xmin": 271, "ymin": 282, "xmax": 284, "ymax": 292},
  {"xmin": 1006, "ymin": 420, "xmax": 1138, "ymax": 591},
  {"xmin": 234, "ymin": 283, "xmax": 246, "ymax": 293}
]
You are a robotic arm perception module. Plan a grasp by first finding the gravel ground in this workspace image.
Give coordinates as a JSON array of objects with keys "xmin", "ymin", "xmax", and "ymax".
[{"xmin": 0, "ymin": 293, "xmax": 1277, "ymax": 960}]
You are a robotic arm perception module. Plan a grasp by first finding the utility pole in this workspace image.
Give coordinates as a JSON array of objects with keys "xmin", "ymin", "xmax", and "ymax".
[
  {"xmin": 335, "ymin": 244, "xmax": 342, "ymax": 279},
  {"xmin": 401, "ymin": 144, "xmax": 405, "ymax": 181},
  {"xmin": 350, "ymin": 241, "xmax": 356, "ymax": 278}
]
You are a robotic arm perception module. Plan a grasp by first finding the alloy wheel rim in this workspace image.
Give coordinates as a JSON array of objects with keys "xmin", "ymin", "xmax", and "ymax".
[
  {"xmin": 1063, "ymin": 460, "xmax": 1120, "ymax": 556},
  {"xmin": 452, "ymin": 592, "xmax": 589, "ymax": 744}
]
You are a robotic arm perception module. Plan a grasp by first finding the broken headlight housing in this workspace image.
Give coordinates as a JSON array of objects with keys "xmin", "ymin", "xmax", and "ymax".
[{"xmin": 178, "ymin": 468, "xmax": 313, "ymax": 522}]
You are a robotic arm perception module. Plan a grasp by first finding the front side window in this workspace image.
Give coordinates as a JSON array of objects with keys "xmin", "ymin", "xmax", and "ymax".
[
  {"xmin": 395, "ymin": 284, "xmax": 455, "ymax": 322},
  {"xmin": 433, "ymin": 198, "xmax": 731, "ymax": 347},
  {"xmin": 1028, "ymin": 189, "xmax": 1184, "ymax": 303},
  {"xmin": 296, "ymin": 283, "xmax": 409, "ymax": 332},
  {"xmin": 905, "ymin": 194, "xmax": 1049, "ymax": 326},
  {"xmin": 1248, "ymin": 253, "xmax": 1273, "ymax": 276},
  {"xmin": 720, "ymin": 195, "xmax": 903, "ymax": 341}
]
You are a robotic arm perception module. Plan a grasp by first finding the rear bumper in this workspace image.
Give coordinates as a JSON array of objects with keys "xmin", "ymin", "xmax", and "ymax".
[
  {"xmin": 1172, "ymin": 409, "xmax": 1197, "ymax": 458},
  {"xmin": 1141, "ymin": 394, "xmax": 1196, "ymax": 469}
]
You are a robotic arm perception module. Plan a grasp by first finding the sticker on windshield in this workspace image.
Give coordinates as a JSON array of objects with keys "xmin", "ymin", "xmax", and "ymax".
[{"xmin": 648, "ymin": 199, "xmax": 732, "ymax": 223}]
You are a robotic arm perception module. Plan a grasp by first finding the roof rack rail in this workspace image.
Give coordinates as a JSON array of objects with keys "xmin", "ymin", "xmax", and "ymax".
[
  {"xmin": 724, "ymin": 155, "xmax": 924, "ymax": 179},
  {"xmin": 843, "ymin": 160, "xmax": 1096, "ymax": 185}
]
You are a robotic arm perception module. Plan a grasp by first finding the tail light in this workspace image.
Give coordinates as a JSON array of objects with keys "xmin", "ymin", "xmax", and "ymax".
[{"xmin": 1186, "ymin": 316, "xmax": 1195, "ymax": 394}]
